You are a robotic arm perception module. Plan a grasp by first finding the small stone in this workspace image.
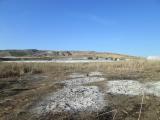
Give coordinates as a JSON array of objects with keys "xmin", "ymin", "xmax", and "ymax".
[
  {"xmin": 122, "ymin": 110, "xmax": 128, "ymax": 115},
  {"xmin": 145, "ymin": 96, "xmax": 150, "ymax": 100},
  {"xmin": 4, "ymin": 108, "xmax": 9, "ymax": 111},
  {"xmin": 156, "ymin": 111, "xmax": 160, "ymax": 114}
]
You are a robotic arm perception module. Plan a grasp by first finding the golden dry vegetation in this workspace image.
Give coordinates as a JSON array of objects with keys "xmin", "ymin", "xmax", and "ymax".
[{"xmin": 1, "ymin": 60, "xmax": 160, "ymax": 120}]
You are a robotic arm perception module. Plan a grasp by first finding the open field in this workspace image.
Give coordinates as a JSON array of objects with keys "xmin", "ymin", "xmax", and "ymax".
[{"xmin": 1, "ymin": 60, "xmax": 160, "ymax": 120}]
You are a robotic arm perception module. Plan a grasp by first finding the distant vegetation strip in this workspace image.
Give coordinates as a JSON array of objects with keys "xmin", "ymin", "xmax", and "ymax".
[{"xmin": 0, "ymin": 49, "xmax": 139, "ymax": 61}]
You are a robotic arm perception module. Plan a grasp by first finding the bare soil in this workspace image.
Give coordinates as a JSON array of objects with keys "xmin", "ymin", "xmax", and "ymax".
[{"xmin": 1, "ymin": 71, "xmax": 160, "ymax": 120}]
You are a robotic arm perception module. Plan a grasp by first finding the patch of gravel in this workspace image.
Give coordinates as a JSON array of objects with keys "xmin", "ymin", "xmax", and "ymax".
[
  {"xmin": 144, "ymin": 81, "xmax": 160, "ymax": 96},
  {"xmin": 30, "ymin": 71, "xmax": 160, "ymax": 119},
  {"xmin": 68, "ymin": 73, "xmax": 86, "ymax": 79},
  {"xmin": 106, "ymin": 80, "xmax": 144, "ymax": 96},
  {"xmin": 88, "ymin": 72, "xmax": 103, "ymax": 77},
  {"xmin": 31, "ymin": 86, "xmax": 105, "ymax": 115},
  {"xmin": 68, "ymin": 72, "xmax": 103, "ymax": 79},
  {"xmin": 62, "ymin": 77, "xmax": 106, "ymax": 86},
  {"xmin": 30, "ymin": 72, "xmax": 107, "ymax": 116},
  {"xmin": 106, "ymin": 80, "xmax": 160, "ymax": 97},
  {"xmin": 62, "ymin": 72, "xmax": 105, "ymax": 86}
]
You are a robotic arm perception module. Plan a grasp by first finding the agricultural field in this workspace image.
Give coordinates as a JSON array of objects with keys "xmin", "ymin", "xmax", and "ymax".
[{"xmin": 0, "ymin": 60, "xmax": 160, "ymax": 120}]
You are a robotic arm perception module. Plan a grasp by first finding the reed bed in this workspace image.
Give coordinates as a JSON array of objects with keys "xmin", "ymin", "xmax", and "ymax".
[{"xmin": 0, "ymin": 60, "xmax": 155, "ymax": 80}]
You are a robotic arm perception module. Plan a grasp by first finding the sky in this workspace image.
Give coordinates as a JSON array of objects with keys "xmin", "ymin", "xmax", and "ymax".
[{"xmin": 0, "ymin": 0, "xmax": 160, "ymax": 56}]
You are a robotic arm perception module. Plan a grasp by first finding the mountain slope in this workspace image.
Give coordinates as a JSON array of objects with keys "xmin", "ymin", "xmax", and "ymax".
[{"xmin": 0, "ymin": 49, "xmax": 137, "ymax": 59}]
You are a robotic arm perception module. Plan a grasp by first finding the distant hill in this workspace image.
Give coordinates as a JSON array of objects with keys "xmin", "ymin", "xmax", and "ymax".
[{"xmin": 0, "ymin": 49, "xmax": 138, "ymax": 60}]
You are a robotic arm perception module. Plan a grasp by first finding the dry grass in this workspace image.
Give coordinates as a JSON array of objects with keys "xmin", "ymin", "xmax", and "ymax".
[
  {"xmin": 0, "ymin": 60, "xmax": 158, "ymax": 80},
  {"xmin": 1, "ymin": 60, "xmax": 160, "ymax": 120},
  {"xmin": 0, "ymin": 62, "xmax": 43, "ymax": 78},
  {"xmin": 0, "ymin": 60, "xmax": 150, "ymax": 79}
]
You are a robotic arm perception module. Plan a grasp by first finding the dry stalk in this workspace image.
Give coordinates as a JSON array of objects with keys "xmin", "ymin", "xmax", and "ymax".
[
  {"xmin": 113, "ymin": 109, "xmax": 118, "ymax": 120},
  {"xmin": 138, "ymin": 91, "xmax": 144, "ymax": 120},
  {"xmin": 97, "ymin": 109, "xmax": 117, "ymax": 119}
]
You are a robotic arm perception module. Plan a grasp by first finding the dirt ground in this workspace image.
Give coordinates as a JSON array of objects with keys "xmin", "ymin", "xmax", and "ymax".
[
  {"xmin": 1, "ymin": 61, "xmax": 160, "ymax": 120},
  {"xmin": 0, "ymin": 70, "xmax": 160, "ymax": 120}
]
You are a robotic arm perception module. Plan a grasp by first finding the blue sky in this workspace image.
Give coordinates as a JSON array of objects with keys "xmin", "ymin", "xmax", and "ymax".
[{"xmin": 0, "ymin": 0, "xmax": 160, "ymax": 56}]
